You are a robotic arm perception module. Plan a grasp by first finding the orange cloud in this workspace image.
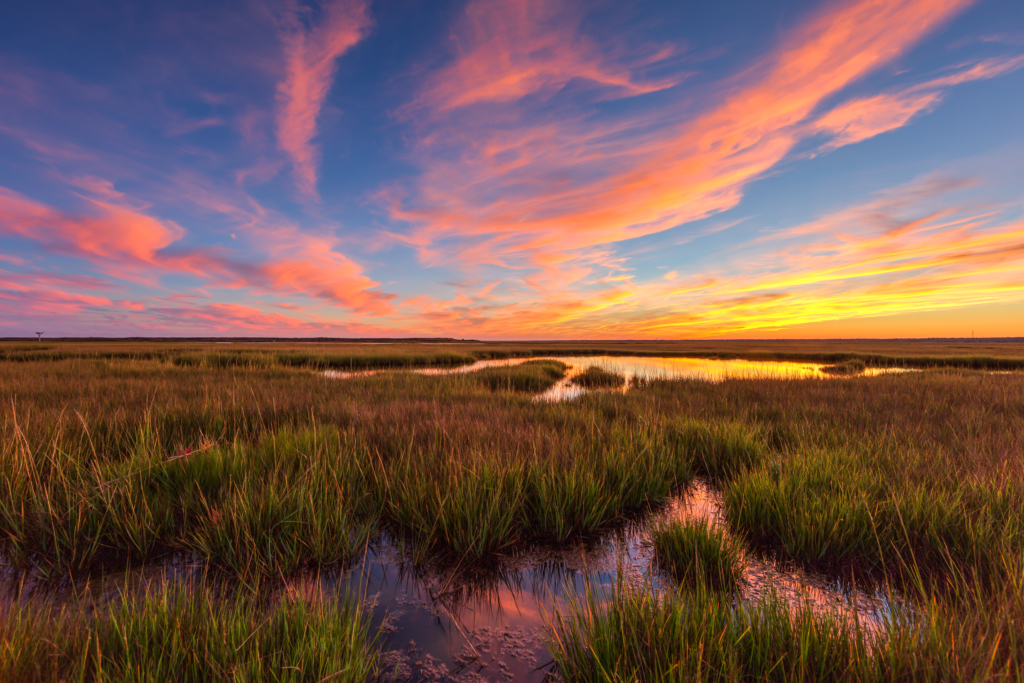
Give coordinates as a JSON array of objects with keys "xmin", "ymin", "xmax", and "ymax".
[
  {"xmin": 812, "ymin": 54, "xmax": 1024, "ymax": 149},
  {"xmin": 391, "ymin": 0, "xmax": 977, "ymax": 274},
  {"xmin": 237, "ymin": 231, "xmax": 396, "ymax": 315},
  {"xmin": 385, "ymin": 173, "xmax": 1024, "ymax": 339},
  {"xmin": 0, "ymin": 187, "xmax": 184, "ymax": 274},
  {"xmin": 0, "ymin": 185, "xmax": 393, "ymax": 314},
  {"xmin": 813, "ymin": 90, "xmax": 942, "ymax": 150},
  {"xmin": 0, "ymin": 276, "xmax": 113, "ymax": 317},
  {"xmin": 409, "ymin": 0, "xmax": 676, "ymax": 113},
  {"xmin": 275, "ymin": 0, "xmax": 372, "ymax": 201}
]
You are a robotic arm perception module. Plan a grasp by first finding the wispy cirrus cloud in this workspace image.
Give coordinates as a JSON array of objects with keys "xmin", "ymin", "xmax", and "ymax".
[
  {"xmin": 0, "ymin": 185, "xmax": 394, "ymax": 314},
  {"xmin": 388, "ymin": 0, "xmax": 983, "ymax": 278},
  {"xmin": 811, "ymin": 54, "xmax": 1024, "ymax": 150},
  {"xmin": 275, "ymin": 0, "xmax": 373, "ymax": 201},
  {"xmin": 383, "ymin": 173, "xmax": 1024, "ymax": 338},
  {"xmin": 0, "ymin": 275, "xmax": 114, "ymax": 317},
  {"xmin": 2, "ymin": 0, "xmax": 1021, "ymax": 339},
  {"xmin": 0, "ymin": 187, "xmax": 187, "ymax": 276},
  {"xmin": 406, "ymin": 0, "xmax": 677, "ymax": 114}
]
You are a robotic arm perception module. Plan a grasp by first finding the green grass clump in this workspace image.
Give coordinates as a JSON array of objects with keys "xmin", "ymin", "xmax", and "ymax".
[
  {"xmin": 474, "ymin": 359, "xmax": 567, "ymax": 392},
  {"xmin": 378, "ymin": 425, "xmax": 694, "ymax": 559},
  {"xmin": 549, "ymin": 554, "xmax": 1024, "ymax": 681},
  {"xmin": 651, "ymin": 519, "xmax": 744, "ymax": 591},
  {"xmin": 182, "ymin": 428, "xmax": 379, "ymax": 577},
  {"xmin": 523, "ymin": 430, "xmax": 694, "ymax": 542},
  {"xmin": 666, "ymin": 419, "xmax": 767, "ymax": 480},
  {"xmin": 723, "ymin": 448, "xmax": 1023, "ymax": 582},
  {"xmin": 185, "ymin": 474, "xmax": 375, "ymax": 577},
  {"xmin": 0, "ymin": 426, "xmax": 379, "ymax": 579},
  {"xmin": 571, "ymin": 366, "xmax": 626, "ymax": 389},
  {"xmin": 547, "ymin": 582, "xmax": 874, "ymax": 682},
  {"xmin": 0, "ymin": 587, "xmax": 379, "ymax": 683}
]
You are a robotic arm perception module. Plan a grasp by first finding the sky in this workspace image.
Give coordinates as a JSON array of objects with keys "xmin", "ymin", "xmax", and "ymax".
[{"xmin": 1, "ymin": 0, "xmax": 1023, "ymax": 339}]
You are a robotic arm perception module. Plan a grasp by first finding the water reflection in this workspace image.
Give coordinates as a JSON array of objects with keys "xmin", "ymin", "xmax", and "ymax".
[
  {"xmin": 326, "ymin": 355, "xmax": 909, "ymax": 402},
  {"xmin": 341, "ymin": 482, "xmax": 898, "ymax": 682},
  {"xmin": 533, "ymin": 356, "xmax": 903, "ymax": 402},
  {"xmin": 1, "ymin": 481, "xmax": 901, "ymax": 683}
]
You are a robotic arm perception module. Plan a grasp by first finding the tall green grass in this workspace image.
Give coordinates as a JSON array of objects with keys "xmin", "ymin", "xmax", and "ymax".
[
  {"xmin": 547, "ymin": 580, "xmax": 874, "ymax": 682},
  {"xmin": 651, "ymin": 519, "xmax": 744, "ymax": 591},
  {"xmin": 723, "ymin": 447, "xmax": 1023, "ymax": 583},
  {"xmin": 183, "ymin": 430, "xmax": 379, "ymax": 577},
  {"xmin": 1, "ymin": 344, "xmax": 1024, "ymax": 678},
  {"xmin": 666, "ymin": 419, "xmax": 767, "ymax": 480},
  {"xmin": 0, "ymin": 425, "xmax": 380, "ymax": 579},
  {"xmin": 549, "ymin": 551, "xmax": 1024, "ymax": 681},
  {"xmin": 1, "ymin": 346, "xmax": 1022, "ymax": 636},
  {"xmin": 377, "ymin": 424, "xmax": 695, "ymax": 559},
  {"xmin": 0, "ymin": 585, "xmax": 379, "ymax": 682}
]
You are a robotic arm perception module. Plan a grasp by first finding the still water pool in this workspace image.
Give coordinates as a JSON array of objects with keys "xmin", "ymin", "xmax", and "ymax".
[{"xmin": 344, "ymin": 355, "xmax": 907, "ymax": 402}]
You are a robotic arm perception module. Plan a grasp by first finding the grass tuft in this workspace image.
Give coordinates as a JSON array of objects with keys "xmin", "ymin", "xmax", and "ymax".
[
  {"xmin": 473, "ymin": 359, "xmax": 567, "ymax": 392},
  {"xmin": 571, "ymin": 366, "xmax": 626, "ymax": 389},
  {"xmin": 651, "ymin": 519, "xmax": 744, "ymax": 591},
  {"xmin": 0, "ymin": 586, "xmax": 379, "ymax": 683},
  {"xmin": 547, "ymin": 580, "xmax": 874, "ymax": 682},
  {"xmin": 667, "ymin": 419, "xmax": 767, "ymax": 480}
]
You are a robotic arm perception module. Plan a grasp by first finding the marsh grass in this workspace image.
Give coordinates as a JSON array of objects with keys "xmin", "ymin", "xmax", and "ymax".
[
  {"xmin": 723, "ymin": 447, "xmax": 1024, "ymax": 584},
  {"xmin": 547, "ymin": 579, "xmax": 875, "ymax": 682},
  {"xmin": 666, "ymin": 420, "xmax": 767, "ymax": 480},
  {"xmin": 473, "ymin": 359, "xmax": 567, "ymax": 392},
  {"xmin": 2, "ymin": 342, "xmax": 1024, "ymax": 674},
  {"xmin": 651, "ymin": 519, "xmax": 744, "ymax": 591},
  {"xmin": 571, "ymin": 366, "xmax": 626, "ymax": 388},
  {"xmin": 274, "ymin": 350, "xmax": 474, "ymax": 370},
  {"xmin": 183, "ymin": 433, "xmax": 379, "ymax": 577},
  {"xmin": 7, "ymin": 338, "xmax": 1024, "ymax": 370},
  {"xmin": 548, "ymin": 550, "xmax": 1024, "ymax": 681},
  {"xmin": 0, "ymin": 585, "xmax": 378, "ymax": 682},
  {"xmin": 3, "ymin": 355, "xmax": 1019, "ymax": 586},
  {"xmin": 0, "ymin": 424, "xmax": 381, "ymax": 579},
  {"xmin": 378, "ymin": 424, "xmax": 695, "ymax": 560}
]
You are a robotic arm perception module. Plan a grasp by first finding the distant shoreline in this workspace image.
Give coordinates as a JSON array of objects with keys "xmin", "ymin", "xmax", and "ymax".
[{"xmin": 3, "ymin": 336, "xmax": 1023, "ymax": 343}]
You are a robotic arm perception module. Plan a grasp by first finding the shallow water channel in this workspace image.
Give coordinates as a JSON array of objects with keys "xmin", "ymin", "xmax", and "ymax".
[
  {"xmin": 347, "ymin": 482, "xmax": 898, "ymax": 681},
  {"xmin": 2, "ymin": 481, "xmax": 900, "ymax": 683},
  {"xmin": 328, "ymin": 355, "xmax": 904, "ymax": 402}
]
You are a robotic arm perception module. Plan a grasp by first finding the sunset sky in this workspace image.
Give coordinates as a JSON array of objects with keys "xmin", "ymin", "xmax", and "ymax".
[{"xmin": 1, "ymin": 0, "xmax": 1022, "ymax": 339}]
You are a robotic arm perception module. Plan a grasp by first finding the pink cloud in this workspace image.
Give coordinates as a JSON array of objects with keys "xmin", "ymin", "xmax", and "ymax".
[
  {"xmin": 409, "ymin": 0, "xmax": 677, "ymax": 113},
  {"xmin": 390, "ymin": 0, "xmax": 977, "ymax": 276},
  {"xmin": 381, "ymin": 172, "xmax": 1024, "ymax": 339},
  {"xmin": 813, "ymin": 91, "xmax": 943, "ymax": 150},
  {"xmin": 0, "ymin": 278, "xmax": 113, "ymax": 316},
  {"xmin": 812, "ymin": 54, "xmax": 1024, "ymax": 149},
  {"xmin": 0, "ymin": 185, "xmax": 393, "ymax": 313},
  {"xmin": 0, "ymin": 187, "xmax": 185, "ymax": 275},
  {"xmin": 275, "ymin": 0, "xmax": 373, "ymax": 201}
]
